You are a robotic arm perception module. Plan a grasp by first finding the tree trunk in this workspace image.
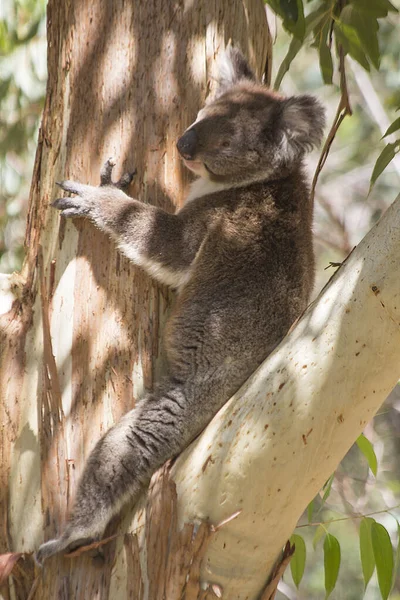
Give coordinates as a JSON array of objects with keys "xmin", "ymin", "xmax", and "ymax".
[{"xmin": 0, "ymin": 1, "xmax": 271, "ymax": 599}]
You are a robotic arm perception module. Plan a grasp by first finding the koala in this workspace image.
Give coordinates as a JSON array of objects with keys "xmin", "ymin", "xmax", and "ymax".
[{"xmin": 36, "ymin": 48, "xmax": 325, "ymax": 563}]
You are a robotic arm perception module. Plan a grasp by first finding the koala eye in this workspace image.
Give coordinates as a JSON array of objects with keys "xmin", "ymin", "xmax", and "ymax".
[{"xmin": 222, "ymin": 140, "xmax": 231, "ymax": 148}]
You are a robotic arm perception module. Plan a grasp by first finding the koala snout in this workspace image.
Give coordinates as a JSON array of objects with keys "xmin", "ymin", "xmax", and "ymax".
[{"xmin": 177, "ymin": 128, "xmax": 198, "ymax": 160}]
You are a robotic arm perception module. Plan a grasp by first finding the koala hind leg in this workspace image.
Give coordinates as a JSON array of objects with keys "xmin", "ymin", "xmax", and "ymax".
[{"xmin": 35, "ymin": 379, "xmax": 212, "ymax": 564}]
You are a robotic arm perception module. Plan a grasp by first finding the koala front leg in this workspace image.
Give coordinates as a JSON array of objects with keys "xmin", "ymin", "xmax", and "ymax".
[{"xmin": 52, "ymin": 159, "xmax": 206, "ymax": 288}]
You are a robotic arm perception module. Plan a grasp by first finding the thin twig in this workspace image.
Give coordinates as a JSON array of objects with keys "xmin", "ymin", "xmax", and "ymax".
[
  {"xmin": 311, "ymin": 44, "xmax": 352, "ymax": 203},
  {"xmin": 296, "ymin": 503, "xmax": 400, "ymax": 529}
]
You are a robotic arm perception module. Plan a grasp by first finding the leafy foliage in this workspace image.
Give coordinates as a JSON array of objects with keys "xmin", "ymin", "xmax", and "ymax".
[
  {"xmin": 266, "ymin": 0, "xmax": 400, "ymax": 193},
  {"xmin": 267, "ymin": 0, "xmax": 397, "ymax": 86},
  {"xmin": 292, "ymin": 511, "xmax": 399, "ymax": 598},
  {"xmin": 0, "ymin": 0, "xmax": 46, "ymax": 272}
]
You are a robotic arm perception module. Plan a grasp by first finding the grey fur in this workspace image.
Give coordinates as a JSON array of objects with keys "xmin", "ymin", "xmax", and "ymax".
[{"xmin": 36, "ymin": 48, "xmax": 325, "ymax": 563}]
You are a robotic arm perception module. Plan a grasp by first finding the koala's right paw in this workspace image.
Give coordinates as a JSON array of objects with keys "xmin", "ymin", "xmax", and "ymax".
[
  {"xmin": 52, "ymin": 180, "xmax": 95, "ymax": 218},
  {"xmin": 52, "ymin": 159, "xmax": 136, "ymax": 219}
]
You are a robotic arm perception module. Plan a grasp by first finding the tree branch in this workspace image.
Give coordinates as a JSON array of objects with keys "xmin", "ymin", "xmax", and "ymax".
[{"xmin": 128, "ymin": 193, "xmax": 400, "ymax": 599}]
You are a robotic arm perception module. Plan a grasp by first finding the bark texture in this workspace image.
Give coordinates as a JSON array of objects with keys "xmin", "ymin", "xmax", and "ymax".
[{"xmin": 0, "ymin": 0, "xmax": 271, "ymax": 598}]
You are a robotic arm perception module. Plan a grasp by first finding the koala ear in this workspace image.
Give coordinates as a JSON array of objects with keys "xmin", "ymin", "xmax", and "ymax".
[
  {"xmin": 215, "ymin": 47, "xmax": 256, "ymax": 95},
  {"xmin": 280, "ymin": 95, "xmax": 326, "ymax": 157}
]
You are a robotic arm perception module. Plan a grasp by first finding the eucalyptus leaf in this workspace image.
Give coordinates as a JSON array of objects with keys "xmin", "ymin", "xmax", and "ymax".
[
  {"xmin": 351, "ymin": 0, "xmax": 398, "ymax": 18},
  {"xmin": 306, "ymin": 4, "xmax": 331, "ymax": 36},
  {"xmin": 371, "ymin": 522, "xmax": 394, "ymax": 600},
  {"xmin": 356, "ymin": 433, "xmax": 378, "ymax": 476},
  {"xmin": 393, "ymin": 521, "xmax": 400, "ymax": 589},
  {"xmin": 280, "ymin": 0, "xmax": 298, "ymax": 22},
  {"xmin": 273, "ymin": 4, "xmax": 330, "ymax": 88},
  {"xmin": 370, "ymin": 141, "xmax": 400, "ymax": 190},
  {"xmin": 290, "ymin": 534, "xmax": 307, "ymax": 588},
  {"xmin": 383, "ymin": 117, "xmax": 400, "ymax": 138},
  {"xmin": 307, "ymin": 498, "xmax": 314, "ymax": 523},
  {"xmin": 274, "ymin": 36, "xmax": 302, "ymax": 89},
  {"xmin": 313, "ymin": 524, "xmax": 327, "ymax": 550},
  {"xmin": 340, "ymin": 6, "xmax": 380, "ymax": 69},
  {"xmin": 359, "ymin": 517, "xmax": 376, "ymax": 589},
  {"xmin": 266, "ymin": 0, "xmax": 305, "ymax": 39},
  {"xmin": 334, "ymin": 21, "xmax": 370, "ymax": 71},
  {"xmin": 321, "ymin": 473, "xmax": 334, "ymax": 505},
  {"xmin": 324, "ymin": 533, "xmax": 341, "ymax": 599},
  {"xmin": 319, "ymin": 37, "xmax": 333, "ymax": 84}
]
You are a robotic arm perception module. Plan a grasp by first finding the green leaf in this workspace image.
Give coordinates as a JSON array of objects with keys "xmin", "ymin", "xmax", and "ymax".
[
  {"xmin": 359, "ymin": 517, "xmax": 376, "ymax": 589},
  {"xmin": 266, "ymin": 0, "xmax": 305, "ymax": 39},
  {"xmin": 324, "ymin": 533, "xmax": 341, "ymax": 599},
  {"xmin": 371, "ymin": 522, "xmax": 394, "ymax": 600},
  {"xmin": 383, "ymin": 117, "xmax": 400, "ymax": 138},
  {"xmin": 351, "ymin": 0, "xmax": 398, "ymax": 18},
  {"xmin": 280, "ymin": 0, "xmax": 298, "ymax": 22},
  {"xmin": 321, "ymin": 473, "xmax": 334, "ymax": 505},
  {"xmin": 340, "ymin": 6, "xmax": 380, "ymax": 69},
  {"xmin": 274, "ymin": 36, "xmax": 302, "ymax": 89},
  {"xmin": 307, "ymin": 499, "xmax": 314, "ymax": 523},
  {"xmin": 319, "ymin": 35, "xmax": 333, "ymax": 84},
  {"xmin": 313, "ymin": 524, "xmax": 327, "ymax": 550},
  {"xmin": 273, "ymin": 4, "xmax": 330, "ymax": 88},
  {"xmin": 370, "ymin": 141, "xmax": 400, "ymax": 191},
  {"xmin": 306, "ymin": 5, "xmax": 331, "ymax": 36},
  {"xmin": 393, "ymin": 521, "xmax": 400, "ymax": 589},
  {"xmin": 356, "ymin": 434, "xmax": 378, "ymax": 476},
  {"xmin": 334, "ymin": 21, "xmax": 370, "ymax": 71},
  {"xmin": 290, "ymin": 534, "xmax": 307, "ymax": 588}
]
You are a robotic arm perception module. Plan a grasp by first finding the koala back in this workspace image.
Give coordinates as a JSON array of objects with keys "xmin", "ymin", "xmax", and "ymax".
[{"xmin": 170, "ymin": 48, "xmax": 324, "ymax": 386}]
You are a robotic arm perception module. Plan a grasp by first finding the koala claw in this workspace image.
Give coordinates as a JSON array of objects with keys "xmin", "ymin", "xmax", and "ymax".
[
  {"xmin": 56, "ymin": 180, "xmax": 87, "ymax": 195},
  {"xmin": 100, "ymin": 157, "xmax": 136, "ymax": 190},
  {"xmin": 115, "ymin": 170, "xmax": 137, "ymax": 190},
  {"xmin": 100, "ymin": 157, "xmax": 116, "ymax": 186},
  {"xmin": 51, "ymin": 196, "xmax": 91, "ymax": 218},
  {"xmin": 35, "ymin": 533, "xmax": 98, "ymax": 565}
]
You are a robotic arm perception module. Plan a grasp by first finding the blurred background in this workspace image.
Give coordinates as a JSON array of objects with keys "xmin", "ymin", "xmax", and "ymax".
[
  {"xmin": 0, "ymin": 0, "xmax": 46, "ymax": 273},
  {"xmin": 0, "ymin": 0, "xmax": 399, "ymax": 597}
]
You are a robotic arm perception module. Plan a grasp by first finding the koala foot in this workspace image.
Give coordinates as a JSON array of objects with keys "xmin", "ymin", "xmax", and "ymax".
[{"xmin": 35, "ymin": 534, "xmax": 94, "ymax": 565}]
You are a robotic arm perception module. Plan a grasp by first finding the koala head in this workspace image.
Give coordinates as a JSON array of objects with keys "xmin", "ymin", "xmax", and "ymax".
[{"xmin": 177, "ymin": 48, "xmax": 325, "ymax": 185}]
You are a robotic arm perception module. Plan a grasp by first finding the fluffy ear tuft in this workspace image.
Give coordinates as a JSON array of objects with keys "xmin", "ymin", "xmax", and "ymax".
[
  {"xmin": 216, "ymin": 47, "xmax": 256, "ymax": 95},
  {"xmin": 280, "ymin": 95, "xmax": 326, "ymax": 157}
]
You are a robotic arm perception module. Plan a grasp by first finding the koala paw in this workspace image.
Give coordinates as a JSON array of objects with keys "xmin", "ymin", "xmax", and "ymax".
[
  {"xmin": 52, "ymin": 182, "xmax": 94, "ymax": 218},
  {"xmin": 52, "ymin": 158, "xmax": 136, "ymax": 219}
]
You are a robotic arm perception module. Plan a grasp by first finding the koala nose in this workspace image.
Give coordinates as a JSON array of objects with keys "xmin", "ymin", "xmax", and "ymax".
[{"xmin": 177, "ymin": 128, "xmax": 198, "ymax": 160}]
